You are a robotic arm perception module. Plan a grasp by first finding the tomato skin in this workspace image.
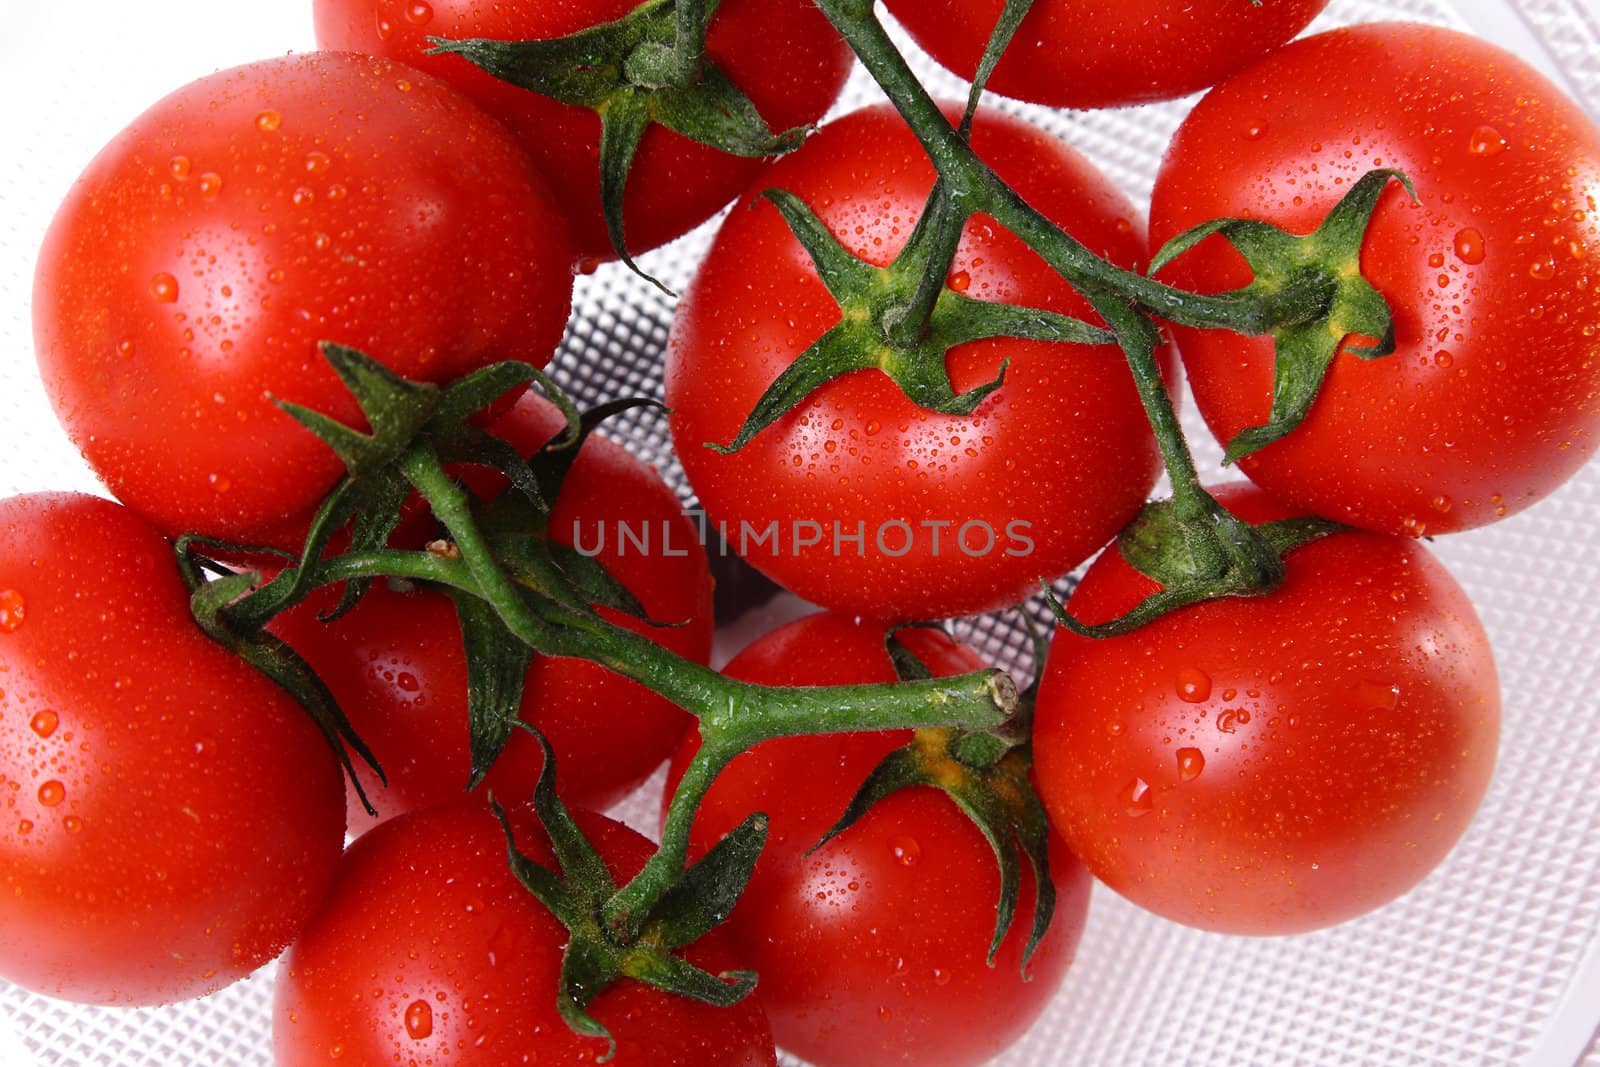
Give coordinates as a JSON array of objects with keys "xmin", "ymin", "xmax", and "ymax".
[
  {"xmin": 274, "ymin": 393, "xmax": 713, "ymax": 835},
  {"xmin": 0, "ymin": 493, "xmax": 346, "ymax": 1004},
  {"xmin": 666, "ymin": 613, "xmax": 1091, "ymax": 1067},
  {"xmin": 886, "ymin": 0, "xmax": 1327, "ymax": 109},
  {"xmin": 1033, "ymin": 484, "xmax": 1500, "ymax": 935},
  {"xmin": 275, "ymin": 803, "xmax": 777, "ymax": 1066},
  {"xmin": 33, "ymin": 52, "xmax": 573, "ymax": 544},
  {"xmin": 1149, "ymin": 23, "xmax": 1600, "ymax": 536},
  {"xmin": 666, "ymin": 103, "xmax": 1165, "ymax": 622},
  {"xmin": 313, "ymin": 0, "xmax": 853, "ymax": 263}
]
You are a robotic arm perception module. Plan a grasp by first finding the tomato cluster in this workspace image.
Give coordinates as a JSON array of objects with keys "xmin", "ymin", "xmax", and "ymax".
[{"xmin": 3, "ymin": 3, "xmax": 1597, "ymax": 1066}]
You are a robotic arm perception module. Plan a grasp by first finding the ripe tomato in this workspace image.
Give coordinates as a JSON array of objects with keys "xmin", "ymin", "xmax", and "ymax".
[
  {"xmin": 275, "ymin": 802, "xmax": 777, "ymax": 1066},
  {"xmin": 0, "ymin": 493, "xmax": 345, "ymax": 1004},
  {"xmin": 1033, "ymin": 484, "xmax": 1500, "ymax": 935},
  {"xmin": 313, "ymin": 0, "xmax": 853, "ymax": 263},
  {"xmin": 667, "ymin": 613, "xmax": 1091, "ymax": 1067},
  {"xmin": 884, "ymin": 0, "xmax": 1328, "ymax": 109},
  {"xmin": 33, "ymin": 52, "xmax": 573, "ymax": 544},
  {"xmin": 665, "ymin": 103, "xmax": 1166, "ymax": 621},
  {"xmin": 1149, "ymin": 23, "xmax": 1600, "ymax": 536},
  {"xmin": 274, "ymin": 393, "xmax": 714, "ymax": 835}
]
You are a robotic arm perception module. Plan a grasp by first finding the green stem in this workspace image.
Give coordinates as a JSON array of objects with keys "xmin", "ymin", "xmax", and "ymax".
[
  {"xmin": 668, "ymin": 0, "xmax": 706, "ymax": 86},
  {"xmin": 810, "ymin": 0, "xmax": 1327, "ymax": 334},
  {"xmin": 883, "ymin": 181, "xmax": 973, "ymax": 347}
]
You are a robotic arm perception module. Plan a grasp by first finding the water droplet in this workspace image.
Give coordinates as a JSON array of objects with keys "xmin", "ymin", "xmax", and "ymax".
[
  {"xmin": 947, "ymin": 269, "xmax": 970, "ymax": 292},
  {"xmin": 1453, "ymin": 228, "xmax": 1485, "ymax": 264},
  {"xmin": 1467, "ymin": 126, "xmax": 1507, "ymax": 157},
  {"xmin": 208, "ymin": 473, "xmax": 232, "ymax": 494},
  {"xmin": 864, "ymin": 419, "xmax": 881, "ymax": 436},
  {"xmin": 37, "ymin": 781, "xmax": 64, "ymax": 808},
  {"xmin": 304, "ymin": 151, "xmax": 332, "ymax": 177},
  {"xmin": 16, "ymin": 820, "xmax": 32, "ymax": 835},
  {"xmin": 575, "ymin": 257, "xmax": 601, "ymax": 276},
  {"xmin": 1430, "ymin": 494, "xmax": 1452, "ymax": 513},
  {"xmin": 1175, "ymin": 666, "xmax": 1211, "ymax": 703},
  {"xmin": 0, "ymin": 589, "xmax": 24, "ymax": 632},
  {"xmin": 1243, "ymin": 122, "xmax": 1267, "ymax": 141},
  {"xmin": 1530, "ymin": 255, "xmax": 1556, "ymax": 280},
  {"xmin": 1176, "ymin": 748, "xmax": 1205, "ymax": 782},
  {"xmin": 196, "ymin": 172, "xmax": 223, "ymax": 198},
  {"xmin": 169, "ymin": 155, "xmax": 192, "ymax": 180},
  {"xmin": 1434, "ymin": 350, "xmax": 1454, "ymax": 368},
  {"xmin": 29, "ymin": 711, "xmax": 58, "ymax": 738},
  {"xmin": 396, "ymin": 672, "xmax": 420, "ymax": 693},
  {"xmin": 877, "ymin": 1005, "xmax": 893, "ymax": 1021},
  {"xmin": 1427, "ymin": 252, "xmax": 1445, "ymax": 269},
  {"xmin": 1216, "ymin": 709, "xmax": 1250, "ymax": 733},
  {"xmin": 150, "ymin": 273, "xmax": 179, "ymax": 303},
  {"xmin": 1357, "ymin": 681, "xmax": 1400, "ymax": 710},
  {"xmin": 1120, "ymin": 776, "xmax": 1153, "ymax": 816},
  {"xmin": 405, "ymin": 1, "xmax": 434, "ymax": 24},
  {"xmin": 255, "ymin": 110, "xmax": 282, "ymax": 133},
  {"xmin": 375, "ymin": 14, "xmax": 394, "ymax": 39},
  {"xmin": 891, "ymin": 836, "xmax": 921, "ymax": 866},
  {"xmin": 404, "ymin": 999, "xmax": 433, "ymax": 1039},
  {"xmin": 63, "ymin": 816, "xmax": 83, "ymax": 834}
]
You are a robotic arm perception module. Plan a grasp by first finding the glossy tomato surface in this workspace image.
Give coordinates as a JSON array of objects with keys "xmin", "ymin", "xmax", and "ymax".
[
  {"xmin": 1033, "ymin": 485, "xmax": 1500, "ymax": 934},
  {"xmin": 885, "ymin": 0, "xmax": 1328, "ymax": 109},
  {"xmin": 33, "ymin": 52, "xmax": 573, "ymax": 544},
  {"xmin": 274, "ymin": 393, "xmax": 713, "ymax": 835},
  {"xmin": 275, "ymin": 803, "xmax": 776, "ymax": 1066},
  {"xmin": 314, "ymin": 0, "xmax": 853, "ymax": 262},
  {"xmin": 0, "ymin": 493, "xmax": 345, "ymax": 1004},
  {"xmin": 667, "ymin": 613, "xmax": 1091, "ymax": 1067},
  {"xmin": 1150, "ymin": 23, "xmax": 1600, "ymax": 536},
  {"xmin": 666, "ymin": 103, "xmax": 1166, "ymax": 621}
]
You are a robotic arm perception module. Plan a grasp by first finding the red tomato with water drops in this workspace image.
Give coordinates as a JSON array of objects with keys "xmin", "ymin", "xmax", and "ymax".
[
  {"xmin": 666, "ymin": 103, "xmax": 1167, "ymax": 621},
  {"xmin": 885, "ymin": 0, "xmax": 1328, "ymax": 110},
  {"xmin": 313, "ymin": 0, "xmax": 853, "ymax": 263},
  {"xmin": 33, "ymin": 52, "xmax": 573, "ymax": 545},
  {"xmin": 666, "ymin": 613, "xmax": 1091, "ymax": 1067},
  {"xmin": 275, "ymin": 803, "xmax": 777, "ymax": 1066},
  {"xmin": 1032, "ymin": 484, "xmax": 1500, "ymax": 934},
  {"xmin": 1150, "ymin": 23, "xmax": 1600, "ymax": 536},
  {"xmin": 0, "ymin": 493, "xmax": 345, "ymax": 1004},
  {"xmin": 273, "ymin": 393, "xmax": 714, "ymax": 835}
]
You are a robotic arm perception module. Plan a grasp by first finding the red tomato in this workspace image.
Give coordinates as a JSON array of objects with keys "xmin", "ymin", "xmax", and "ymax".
[
  {"xmin": 884, "ymin": 0, "xmax": 1328, "ymax": 109},
  {"xmin": 313, "ymin": 0, "xmax": 853, "ymax": 263},
  {"xmin": 666, "ymin": 103, "xmax": 1165, "ymax": 621},
  {"xmin": 1033, "ymin": 484, "xmax": 1500, "ymax": 935},
  {"xmin": 275, "ymin": 802, "xmax": 776, "ymax": 1066},
  {"xmin": 33, "ymin": 52, "xmax": 573, "ymax": 544},
  {"xmin": 667, "ymin": 613, "xmax": 1091, "ymax": 1067},
  {"xmin": 274, "ymin": 393, "xmax": 714, "ymax": 835},
  {"xmin": 0, "ymin": 493, "xmax": 345, "ymax": 1004},
  {"xmin": 1149, "ymin": 23, "xmax": 1600, "ymax": 536}
]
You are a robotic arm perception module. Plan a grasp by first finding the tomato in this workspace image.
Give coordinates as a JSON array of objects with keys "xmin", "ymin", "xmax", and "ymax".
[
  {"xmin": 1032, "ymin": 484, "xmax": 1499, "ymax": 935},
  {"xmin": 33, "ymin": 52, "xmax": 573, "ymax": 545},
  {"xmin": 665, "ymin": 103, "xmax": 1166, "ymax": 621},
  {"xmin": 883, "ymin": 0, "xmax": 1328, "ymax": 109},
  {"xmin": 275, "ymin": 801, "xmax": 776, "ymax": 1065},
  {"xmin": 666, "ymin": 613, "xmax": 1091, "ymax": 1067},
  {"xmin": 0, "ymin": 493, "xmax": 345, "ymax": 1004},
  {"xmin": 313, "ymin": 0, "xmax": 853, "ymax": 263},
  {"xmin": 274, "ymin": 393, "xmax": 713, "ymax": 835},
  {"xmin": 1149, "ymin": 23, "xmax": 1600, "ymax": 536}
]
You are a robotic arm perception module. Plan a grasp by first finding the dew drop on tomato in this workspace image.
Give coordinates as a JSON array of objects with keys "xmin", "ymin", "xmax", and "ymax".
[
  {"xmin": 36, "ymin": 781, "xmax": 64, "ymax": 808},
  {"xmin": 255, "ymin": 110, "xmax": 281, "ymax": 133},
  {"xmin": 404, "ymin": 999, "xmax": 433, "ymax": 1040},
  {"xmin": 1121, "ymin": 776, "xmax": 1154, "ymax": 816},
  {"xmin": 0, "ymin": 589, "xmax": 24, "ymax": 632},
  {"xmin": 1454, "ymin": 228, "xmax": 1486, "ymax": 264},
  {"xmin": 1467, "ymin": 125, "xmax": 1508, "ymax": 156},
  {"xmin": 149, "ymin": 273, "xmax": 179, "ymax": 303},
  {"xmin": 28, "ymin": 711, "xmax": 56, "ymax": 739},
  {"xmin": 1175, "ymin": 666, "xmax": 1212, "ymax": 703},
  {"xmin": 1176, "ymin": 748, "xmax": 1206, "ymax": 782},
  {"xmin": 890, "ymin": 836, "xmax": 921, "ymax": 866},
  {"xmin": 405, "ymin": 1, "xmax": 432, "ymax": 26}
]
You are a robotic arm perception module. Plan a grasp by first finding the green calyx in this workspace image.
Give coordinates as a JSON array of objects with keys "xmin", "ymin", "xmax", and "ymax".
[
  {"xmin": 427, "ymin": 0, "xmax": 808, "ymax": 288},
  {"xmin": 494, "ymin": 728, "xmax": 766, "ymax": 1061},
  {"xmin": 708, "ymin": 184, "xmax": 1113, "ymax": 454},
  {"xmin": 1150, "ymin": 169, "xmax": 1415, "ymax": 464},
  {"xmin": 808, "ymin": 628, "xmax": 1055, "ymax": 973},
  {"xmin": 1045, "ymin": 494, "xmax": 1349, "ymax": 638}
]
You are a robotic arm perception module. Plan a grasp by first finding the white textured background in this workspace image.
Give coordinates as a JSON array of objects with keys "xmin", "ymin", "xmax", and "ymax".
[{"xmin": 3, "ymin": 1, "xmax": 1600, "ymax": 1065}]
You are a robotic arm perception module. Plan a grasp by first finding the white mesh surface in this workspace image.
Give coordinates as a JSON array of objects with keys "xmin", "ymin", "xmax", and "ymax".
[{"xmin": 4, "ymin": 1, "xmax": 1600, "ymax": 1065}]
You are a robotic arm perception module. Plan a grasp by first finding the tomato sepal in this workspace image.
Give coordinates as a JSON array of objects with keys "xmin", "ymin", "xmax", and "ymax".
[
  {"xmin": 491, "ymin": 727, "xmax": 766, "ymax": 1061},
  {"xmin": 427, "ymin": 0, "xmax": 809, "ymax": 282},
  {"xmin": 184, "ymin": 568, "xmax": 387, "ymax": 815},
  {"xmin": 1149, "ymin": 168, "xmax": 1416, "ymax": 463},
  {"xmin": 707, "ymin": 185, "xmax": 1113, "ymax": 454}
]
